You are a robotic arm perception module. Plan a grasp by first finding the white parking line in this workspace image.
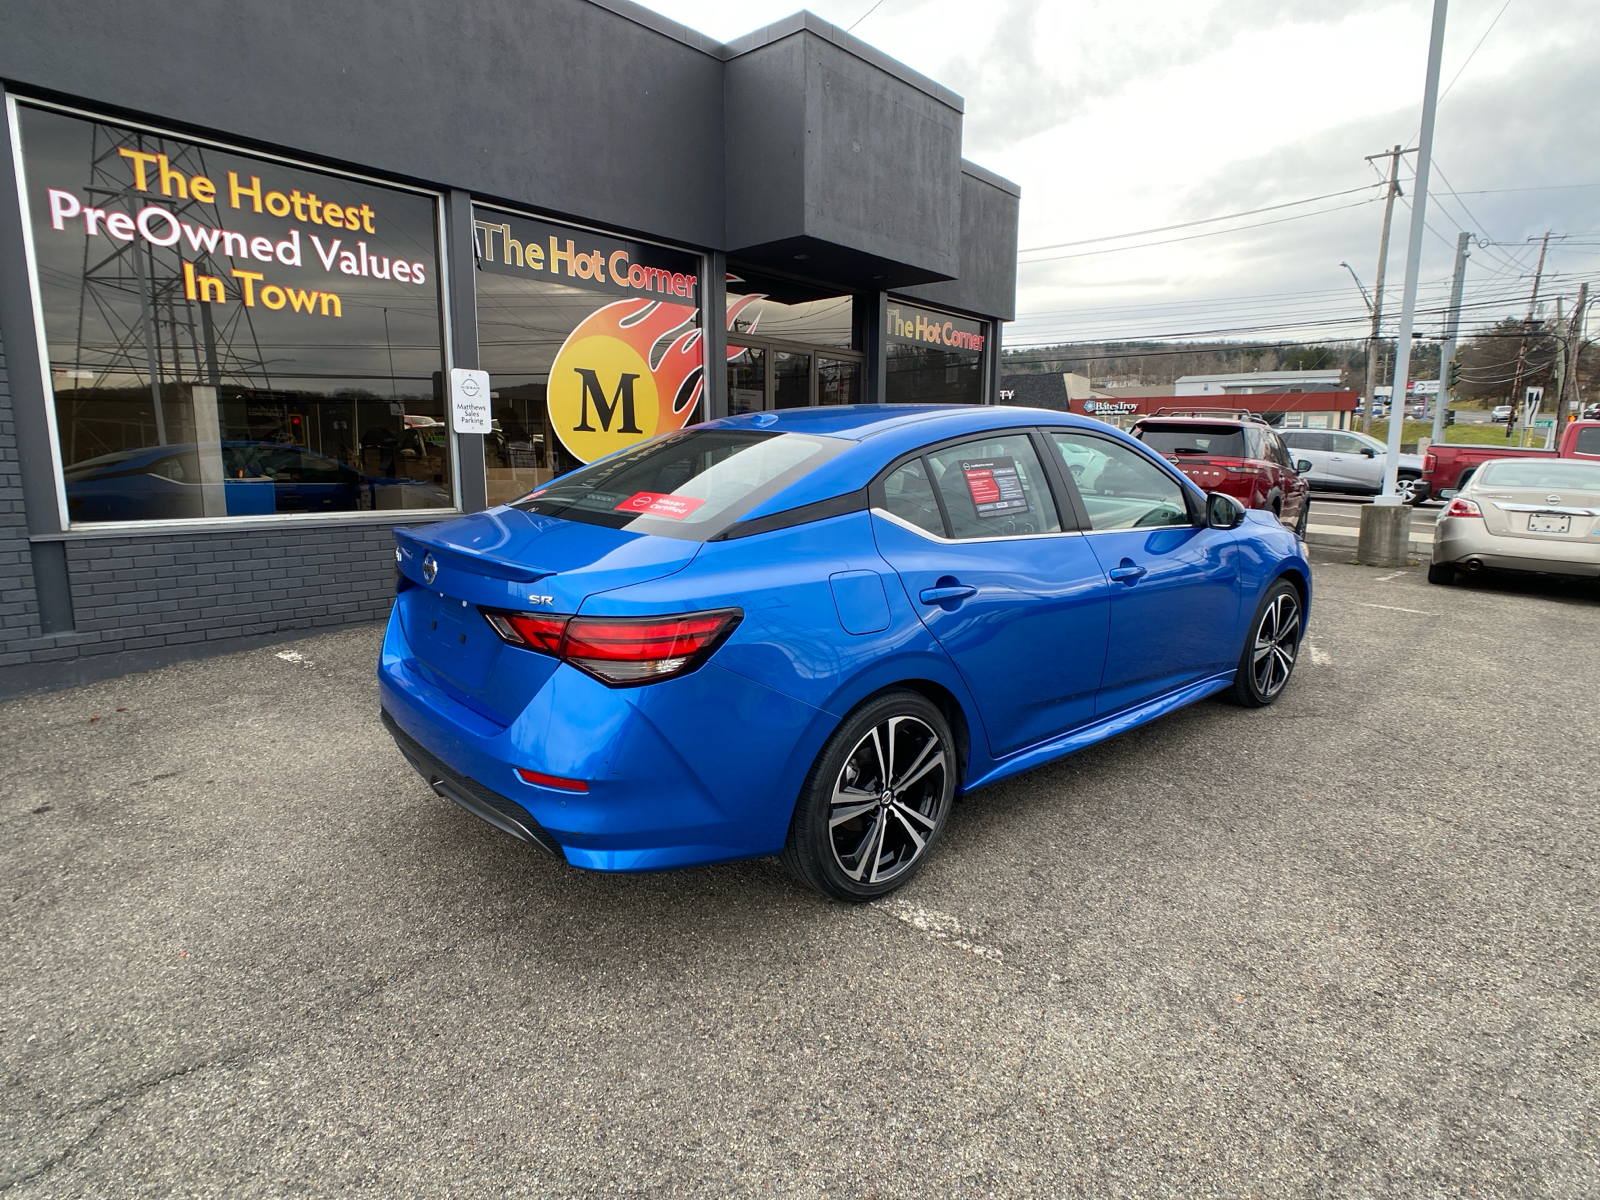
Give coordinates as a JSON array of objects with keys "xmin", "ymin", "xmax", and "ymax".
[
  {"xmin": 1359, "ymin": 603, "xmax": 1433, "ymax": 615},
  {"xmin": 875, "ymin": 898, "xmax": 1004, "ymax": 964},
  {"xmin": 1308, "ymin": 645, "xmax": 1333, "ymax": 665}
]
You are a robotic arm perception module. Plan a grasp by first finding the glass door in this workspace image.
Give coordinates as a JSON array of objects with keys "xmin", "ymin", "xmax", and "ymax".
[
  {"xmin": 819, "ymin": 358, "xmax": 862, "ymax": 405},
  {"xmin": 727, "ymin": 339, "xmax": 864, "ymax": 413},
  {"xmin": 728, "ymin": 345, "xmax": 767, "ymax": 414},
  {"xmin": 773, "ymin": 350, "xmax": 812, "ymax": 409}
]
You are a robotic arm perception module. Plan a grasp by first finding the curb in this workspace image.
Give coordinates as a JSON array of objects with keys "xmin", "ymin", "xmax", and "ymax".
[{"xmin": 1305, "ymin": 530, "xmax": 1433, "ymax": 553}]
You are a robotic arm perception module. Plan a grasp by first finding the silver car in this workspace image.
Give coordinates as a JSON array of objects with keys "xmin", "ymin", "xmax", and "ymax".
[
  {"xmin": 1279, "ymin": 429, "xmax": 1426, "ymax": 503},
  {"xmin": 1429, "ymin": 458, "xmax": 1600, "ymax": 585}
]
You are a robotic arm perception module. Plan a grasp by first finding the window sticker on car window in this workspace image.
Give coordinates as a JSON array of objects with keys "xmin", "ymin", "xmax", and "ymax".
[
  {"xmin": 614, "ymin": 492, "xmax": 707, "ymax": 520},
  {"xmin": 960, "ymin": 457, "xmax": 1031, "ymax": 518}
]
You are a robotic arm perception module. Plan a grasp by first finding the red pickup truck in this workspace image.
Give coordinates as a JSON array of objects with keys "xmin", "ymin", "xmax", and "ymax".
[{"xmin": 1422, "ymin": 420, "xmax": 1600, "ymax": 498}]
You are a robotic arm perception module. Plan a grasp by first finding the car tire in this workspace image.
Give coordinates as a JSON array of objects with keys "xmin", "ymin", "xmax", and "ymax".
[
  {"xmin": 1427, "ymin": 562, "xmax": 1456, "ymax": 586},
  {"xmin": 1397, "ymin": 473, "xmax": 1423, "ymax": 505},
  {"xmin": 781, "ymin": 689, "xmax": 956, "ymax": 902},
  {"xmin": 1228, "ymin": 578, "xmax": 1303, "ymax": 708},
  {"xmin": 1294, "ymin": 499, "xmax": 1309, "ymax": 537}
]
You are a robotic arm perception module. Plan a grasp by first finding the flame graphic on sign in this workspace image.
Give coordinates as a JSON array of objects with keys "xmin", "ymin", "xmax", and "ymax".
[{"xmin": 558, "ymin": 294, "xmax": 768, "ymax": 434}]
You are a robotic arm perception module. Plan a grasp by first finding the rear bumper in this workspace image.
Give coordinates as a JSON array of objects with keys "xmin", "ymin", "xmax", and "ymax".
[
  {"xmin": 1433, "ymin": 520, "xmax": 1600, "ymax": 578},
  {"xmin": 383, "ymin": 709, "xmax": 564, "ymax": 858},
  {"xmin": 377, "ymin": 608, "xmax": 824, "ymax": 872}
]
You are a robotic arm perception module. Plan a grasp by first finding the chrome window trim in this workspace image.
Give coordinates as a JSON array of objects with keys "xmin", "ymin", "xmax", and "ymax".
[{"xmin": 870, "ymin": 506, "xmax": 1086, "ymax": 545}]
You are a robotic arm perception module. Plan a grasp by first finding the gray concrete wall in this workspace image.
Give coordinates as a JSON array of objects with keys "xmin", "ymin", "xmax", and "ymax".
[
  {"xmin": 899, "ymin": 163, "xmax": 1021, "ymax": 322},
  {"xmin": 0, "ymin": 0, "xmax": 728, "ymax": 248}
]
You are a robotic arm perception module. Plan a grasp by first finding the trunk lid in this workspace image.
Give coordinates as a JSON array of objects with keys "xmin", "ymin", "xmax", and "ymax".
[
  {"xmin": 1473, "ymin": 486, "xmax": 1600, "ymax": 541},
  {"xmin": 393, "ymin": 509, "xmax": 700, "ymax": 725},
  {"xmin": 1164, "ymin": 455, "xmax": 1262, "ymax": 496}
]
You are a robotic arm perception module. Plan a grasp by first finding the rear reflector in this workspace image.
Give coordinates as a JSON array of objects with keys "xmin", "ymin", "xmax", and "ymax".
[
  {"xmin": 480, "ymin": 606, "xmax": 742, "ymax": 687},
  {"xmin": 1445, "ymin": 496, "xmax": 1483, "ymax": 518},
  {"xmin": 516, "ymin": 767, "xmax": 589, "ymax": 792}
]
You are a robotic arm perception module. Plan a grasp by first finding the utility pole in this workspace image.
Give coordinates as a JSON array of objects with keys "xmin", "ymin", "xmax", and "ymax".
[
  {"xmin": 1506, "ymin": 230, "xmax": 1552, "ymax": 440},
  {"xmin": 1358, "ymin": 0, "xmax": 1446, "ymax": 571},
  {"xmin": 1431, "ymin": 230, "xmax": 1471, "ymax": 447},
  {"xmin": 1362, "ymin": 145, "xmax": 1410, "ymax": 432},
  {"xmin": 1554, "ymin": 283, "xmax": 1588, "ymax": 432}
]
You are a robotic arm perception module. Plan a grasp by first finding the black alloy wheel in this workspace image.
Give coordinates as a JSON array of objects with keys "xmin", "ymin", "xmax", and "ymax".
[
  {"xmin": 1229, "ymin": 579, "xmax": 1302, "ymax": 707},
  {"xmin": 782, "ymin": 690, "xmax": 955, "ymax": 901}
]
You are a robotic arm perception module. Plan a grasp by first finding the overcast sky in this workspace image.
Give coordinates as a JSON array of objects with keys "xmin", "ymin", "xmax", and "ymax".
[{"xmin": 637, "ymin": 0, "xmax": 1600, "ymax": 354}]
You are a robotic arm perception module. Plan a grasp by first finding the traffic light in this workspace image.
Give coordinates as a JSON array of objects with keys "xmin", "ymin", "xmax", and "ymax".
[{"xmin": 1445, "ymin": 408, "xmax": 1456, "ymax": 427}]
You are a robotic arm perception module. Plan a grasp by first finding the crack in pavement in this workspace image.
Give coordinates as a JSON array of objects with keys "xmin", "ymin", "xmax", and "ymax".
[{"xmin": 0, "ymin": 1056, "xmax": 241, "ymax": 1192}]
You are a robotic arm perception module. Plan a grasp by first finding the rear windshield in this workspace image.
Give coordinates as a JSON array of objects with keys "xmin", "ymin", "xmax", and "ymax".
[
  {"xmin": 511, "ymin": 429, "xmax": 847, "ymax": 540},
  {"xmin": 1477, "ymin": 460, "xmax": 1600, "ymax": 490},
  {"xmin": 1135, "ymin": 424, "xmax": 1248, "ymax": 458}
]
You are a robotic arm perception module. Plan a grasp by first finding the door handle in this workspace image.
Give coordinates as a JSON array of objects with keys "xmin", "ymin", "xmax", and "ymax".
[
  {"xmin": 1108, "ymin": 562, "xmax": 1147, "ymax": 583},
  {"xmin": 919, "ymin": 584, "xmax": 977, "ymax": 604}
]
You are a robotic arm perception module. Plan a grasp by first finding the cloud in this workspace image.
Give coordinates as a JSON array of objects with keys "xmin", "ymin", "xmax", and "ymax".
[{"xmin": 636, "ymin": 0, "xmax": 1600, "ymax": 341}]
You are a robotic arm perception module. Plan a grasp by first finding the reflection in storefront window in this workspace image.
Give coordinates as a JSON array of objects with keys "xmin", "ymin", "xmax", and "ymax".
[
  {"xmin": 18, "ymin": 104, "xmax": 452, "ymax": 524},
  {"xmin": 885, "ymin": 300, "xmax": 989, "ymax": 405},
  {"xmin": 472, "ymin": 208, "xmax": 704, "ymax": 506},
  {"xmin": 725, "ymin": 291, "xmax": 852, "ymax": 347}
]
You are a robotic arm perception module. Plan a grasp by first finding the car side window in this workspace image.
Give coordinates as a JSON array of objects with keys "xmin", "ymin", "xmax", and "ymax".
[
  {"xmin": 1050, "ymin": 432, "xmax": 1191, "ymax": 530},
  {"xmin": 1264, "ymin": 432, "xmax": 1293, "ymax": 468},
  {"xmin": 924, "ymin": 434, "xmax": 1061, "ymax": 539},
  {"xmin": 1293, "ymin": 432, "xmax": 1330, "ymax": 452},
  {"xmin": 1329, "ymin": 433, "xmax": 1367, "ymax": 454},
  {"xmin": 881, "ymin": 458, "xmax": 944, "ymax": 537}
]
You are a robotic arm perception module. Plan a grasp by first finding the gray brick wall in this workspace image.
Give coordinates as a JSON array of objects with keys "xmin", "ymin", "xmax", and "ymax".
[
  {"xmin": 0, "ymin": 319, "xmax": 45, "ymax": 659},
  {"xmin": 0, "ymin": 315, "xmax": 420, "ymax": 694}
]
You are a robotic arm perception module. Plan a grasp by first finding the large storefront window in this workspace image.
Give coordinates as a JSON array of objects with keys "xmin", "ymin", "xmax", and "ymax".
[
  {"xmin": 15, "ymin": 102, "xmax": 452, "ymax": 525},
  {"xmin": 886, "ymin": 299, "xmax": 989, "ymax": 405},
  {"xmin": 472, "ymin": 208, "xmax": 703, "ymax": 505}
]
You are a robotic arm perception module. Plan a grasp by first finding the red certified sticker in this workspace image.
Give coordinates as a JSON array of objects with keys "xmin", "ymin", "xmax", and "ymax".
[{"xmin": 614, "ymin": 492, "xmax": 706, "ymax": 520}]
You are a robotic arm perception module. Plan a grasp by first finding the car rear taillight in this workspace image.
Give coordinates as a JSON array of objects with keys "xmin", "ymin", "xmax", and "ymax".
[
  {"xmin": 482, "ymin": 610, "xmax": 567, "ymax": 654},
  {"xmin": 1423, "ymin": 452, "xmax": 1437, "ymax": 472},
  {"xmin": 1445, "ymin": 497, "xmax": 1482, "ymax": 518},
  {"xmin": 480, "ymin": 607, "xmax": 743, "ymax": 687}
]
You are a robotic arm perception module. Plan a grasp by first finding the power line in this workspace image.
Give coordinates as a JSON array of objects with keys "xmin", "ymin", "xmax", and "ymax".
[
  {"xmin": 1441, "ymin": 0, "xmax": 1515, "ymax": 102},
  {"xmin": 1018, "ymin": 197, "xmax": 1384, "ymax": 264},
  {"xmin": 1016, "ymin": 183, "xmax": 1386, "ymax": 255}
]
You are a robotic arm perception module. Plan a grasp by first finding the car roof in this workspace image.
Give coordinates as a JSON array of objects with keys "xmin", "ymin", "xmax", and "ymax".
[
  {"xmin": 699, "ymin": 404, "xmax": 1201, "ymax": 519},
  {"xmin": 700, "ymin": 404, "xmax": 1076, "ymax": 441}
]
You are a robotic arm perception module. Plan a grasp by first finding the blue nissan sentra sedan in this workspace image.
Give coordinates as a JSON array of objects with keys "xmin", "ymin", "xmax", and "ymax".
[{"xmin": 380, "ymin": 405, "xmax": 1310, "ymax": 900}]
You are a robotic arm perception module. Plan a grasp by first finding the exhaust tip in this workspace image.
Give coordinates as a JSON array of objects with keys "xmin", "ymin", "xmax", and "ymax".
[{"xmin": 1464, "ymin": 558, "xmax": 1484, "ymax": 572}]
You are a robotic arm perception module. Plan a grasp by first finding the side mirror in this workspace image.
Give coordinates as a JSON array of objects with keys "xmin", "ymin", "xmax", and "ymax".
[
  {"xmin": 1207, "ymin": 491, "xmax": 1247, "ymax": 530},
  {"xmin": 1295, "ymin": 459, "xmax": 1313, "ymax": 474},
  {"xmin": 1362, "ymin": 447, "xmax": 1377, "ymax": 459}
]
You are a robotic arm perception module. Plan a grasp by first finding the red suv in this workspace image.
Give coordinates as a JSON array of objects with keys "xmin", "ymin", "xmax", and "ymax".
[{"xmin": 1130, "ymin": 410, "xmax": 1311, "ymax": 535}]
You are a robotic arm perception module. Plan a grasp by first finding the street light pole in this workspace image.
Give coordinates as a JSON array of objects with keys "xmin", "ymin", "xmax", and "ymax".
[
  {"xmin": 1379, "ymin": 0, "xmax": 1448, "ymax": 502},
  {"xmin": 1356, "ymin": 0, "xmax": 1448, "ymax": 567}
]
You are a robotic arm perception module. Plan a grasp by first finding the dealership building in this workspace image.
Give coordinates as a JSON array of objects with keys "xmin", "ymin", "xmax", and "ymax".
[{"xmin": 0, "ymin": 0, "xmax": 1020, "ymax": 696}]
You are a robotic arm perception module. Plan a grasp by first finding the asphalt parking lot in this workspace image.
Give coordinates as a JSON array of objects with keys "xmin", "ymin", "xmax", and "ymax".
[{"xmin": 4, "ymin": 550, "xmax": 1597, "ymax": 1198}]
